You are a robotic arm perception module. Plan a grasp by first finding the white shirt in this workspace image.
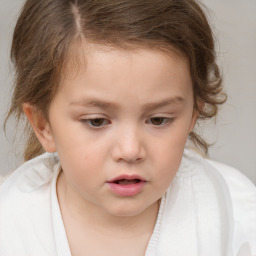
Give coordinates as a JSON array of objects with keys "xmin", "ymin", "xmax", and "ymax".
[{"xmin": 0, "ymin": 149, "xmax": 255, "ymax": 256}]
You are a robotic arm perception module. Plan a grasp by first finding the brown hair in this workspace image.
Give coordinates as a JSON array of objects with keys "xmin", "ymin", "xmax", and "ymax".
[{"xmin": 5, "ymin": 0, "xmax": 226, "ymax": 161}]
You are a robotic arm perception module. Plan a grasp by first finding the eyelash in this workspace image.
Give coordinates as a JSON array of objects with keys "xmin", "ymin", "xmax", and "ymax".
[
  {"xmin": 80, "ymin": 118, "xmax": 111, "ymax": 128},
  {"xmin": 146, "ymin": 117, "xmax": 174, "ymax": 127},
  {"xmin": 80, "ymin": 117, "xmax": 175, "ymax": 129}
]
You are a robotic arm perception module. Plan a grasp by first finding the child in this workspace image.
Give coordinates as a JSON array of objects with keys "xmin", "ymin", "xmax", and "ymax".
[{"xmin": 1, "ymin": 0, "xmax": 255, "ymax": 255}]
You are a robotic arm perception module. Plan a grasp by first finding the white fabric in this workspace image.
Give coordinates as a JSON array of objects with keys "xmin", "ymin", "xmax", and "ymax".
[{"xmin": 0, "ymin": 149, "xmax": 255, "ymax": 256}]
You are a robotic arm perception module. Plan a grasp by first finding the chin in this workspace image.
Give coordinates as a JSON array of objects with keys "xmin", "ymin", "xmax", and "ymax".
[
  {"xmin": 106, "ymin": 200, "xmax": 156, "ymax": 218},
  {"xmin": 111, "ymin": 207, "xmax": 145, "ymax": 217}
]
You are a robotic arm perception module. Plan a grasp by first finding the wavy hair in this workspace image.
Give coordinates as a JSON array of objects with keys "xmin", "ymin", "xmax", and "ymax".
[{"xmin": 5, "ymin": 0, "xmax": 226, "ymax": 161}]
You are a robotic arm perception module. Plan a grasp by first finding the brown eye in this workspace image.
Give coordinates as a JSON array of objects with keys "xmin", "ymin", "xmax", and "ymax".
[
  {"xmin": 150, "ymin": 117, "xmax": 165, "ymax": 125},
  {"xmin": 80, "ymin": 117, "xmax": 111, "ymax": 129},
  {"xmin": 89, "ymin": 118, "xmax": 105, "ymax": 127},
  {"xmin": 147, "ymin": 117, "xmax": 174, "ymax": 127}
]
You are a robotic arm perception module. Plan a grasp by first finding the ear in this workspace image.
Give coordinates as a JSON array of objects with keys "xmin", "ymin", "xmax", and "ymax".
[
  {"xmin": 188, "ymin": 108, "xmax": 198, "ymax": 133},
  {"xmin": 22, "ymin": 103, "xmax": 56, "ymax": 153}
]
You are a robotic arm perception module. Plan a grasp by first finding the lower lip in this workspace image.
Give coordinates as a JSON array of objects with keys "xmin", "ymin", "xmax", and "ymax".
[{"xmin": 107, "ymin": 181, "xmax": 146, "ymax": 197}]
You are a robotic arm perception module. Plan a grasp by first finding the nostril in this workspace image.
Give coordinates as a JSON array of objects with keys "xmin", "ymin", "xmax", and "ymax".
[
  {"xmin": 126, "ymin": 157, "xmax": 143, "ymax": 164},
  {"xmin": 111, "ymin": 138, "xmax": 146, "ymax": 163}
]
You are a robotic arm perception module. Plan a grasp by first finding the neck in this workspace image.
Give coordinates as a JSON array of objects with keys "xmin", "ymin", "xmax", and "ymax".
[{"xmin": 56, "ymin": 171, "xmax": 160, "ymax": 238}]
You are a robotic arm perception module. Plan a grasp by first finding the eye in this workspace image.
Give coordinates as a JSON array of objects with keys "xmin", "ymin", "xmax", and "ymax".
[
  {"xmin": 147, "ymin": 117, "xmax": 174, "ymax": 126},
  {"xmin": 81, "ymin": 118, "xmax": 110, "ymax": 128}
]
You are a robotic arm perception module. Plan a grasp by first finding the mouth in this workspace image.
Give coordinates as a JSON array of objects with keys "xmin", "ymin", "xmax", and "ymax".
[
  {"xmin": 107, "ymin": 175, "xmax": 146, "ymax": 197},
  {"xmin": 107, "ymin": 174, "xmax": 145, "ymax": 184},
  {"xmin": 112, "ymin": 178, "xmax": 142, "ymax": 185}
]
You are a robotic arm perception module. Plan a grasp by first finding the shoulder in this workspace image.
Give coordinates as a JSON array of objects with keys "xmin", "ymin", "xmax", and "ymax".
[
  {"xmin": 0, "ymin": 152, "xmax": 60, "ymax": 206},
  {"xmin": 206, "ymin": 159, "xmax": 256, "ymax": 195},
  {"xmin": 0, "ymin": 152, "xmax": 59, "ymax": 188},
  {"xmin": 206, "ymin": 159, "xmax": 256, "ymax": 255},
  {"xmin": 0, "ymin": 153, "xmax": 60, "ymax": 255},
  {"xmin": 0, "ymin": 152, "xmax": 59, "ymax": 210}
]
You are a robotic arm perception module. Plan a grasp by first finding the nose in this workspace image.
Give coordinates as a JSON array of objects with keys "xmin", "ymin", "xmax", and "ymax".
[{"xmin": 112, "ymin": 125, "xmax": 146, "ymax": 164}]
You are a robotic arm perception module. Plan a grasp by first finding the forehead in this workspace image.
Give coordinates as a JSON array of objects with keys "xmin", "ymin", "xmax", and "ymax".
[
  {"xmin": 62, "ymin": 40, "xmax": 189, "ymax": 79},
  {"xmin": 57, "ymin": 42, "xmax": 193, "ymax": 107}
]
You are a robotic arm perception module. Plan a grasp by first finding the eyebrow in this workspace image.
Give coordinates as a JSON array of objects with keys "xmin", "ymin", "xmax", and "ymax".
[
  {"xmin": 70, "ymin": 99, "xmax": 119, "ymax": 110},
  {"xmin": 142, "ymin": 97, "xmax": 184, "ymax": 111},
  {"xmin": 70, "ymin": 96, "xmax": 184, "ymax": 111}
]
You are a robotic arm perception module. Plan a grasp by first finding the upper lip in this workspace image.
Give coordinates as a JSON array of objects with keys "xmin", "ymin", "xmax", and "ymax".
[{"xmin": 107, "ymin": 174, "xmax": 146, "ymax": 183}]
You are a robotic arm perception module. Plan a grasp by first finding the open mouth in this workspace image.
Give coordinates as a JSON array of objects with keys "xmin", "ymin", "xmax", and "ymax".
[
  {"xmin": 113, "ymin": 179, "xmax": 141, "ymax": 185},
  {"xmin": 107, "ymin": 175, "xmax": 146, "ymax": 196}
]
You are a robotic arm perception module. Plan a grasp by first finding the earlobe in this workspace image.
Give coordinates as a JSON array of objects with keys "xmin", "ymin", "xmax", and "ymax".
[{"xmin": 22, "ymin": 103, "xmax": 56, "ymax": 153}]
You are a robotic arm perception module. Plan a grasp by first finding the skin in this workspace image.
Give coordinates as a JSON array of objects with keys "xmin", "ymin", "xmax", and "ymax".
[{"xmin": 23, "ymin": 45, "xmax": 197, "ymax": 255}]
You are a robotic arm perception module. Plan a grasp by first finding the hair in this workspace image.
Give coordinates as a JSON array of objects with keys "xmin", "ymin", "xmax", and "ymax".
[{"xmin": 5, "ymin": 0, "xmax": 226, "ymax": 161}]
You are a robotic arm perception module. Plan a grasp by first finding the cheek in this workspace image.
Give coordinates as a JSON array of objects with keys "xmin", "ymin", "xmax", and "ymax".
[
  {"xmin": 155, "ymin": 143, "xmax": 183, "ymax": 178},
  {"xmin": 59, "ymin": 151, "xmax": 103, "ymax": 199},
  {"xmin": 55, "ymin": 134, "xmax": 107, "ymax": 187},
  {"xmin": 150, "ymin": 126, "xmax": 189, "ymax": 185},
  {"xmin": 52, "ymin": 118, "xmax": 108, "ymax": 157},
  {"xmin": 152, "ymin": 125, "xmax": 188, "ymax": 161},
  {"xmin": 59, "ymin": 143, "xmax": 104, "ymax": 175}
]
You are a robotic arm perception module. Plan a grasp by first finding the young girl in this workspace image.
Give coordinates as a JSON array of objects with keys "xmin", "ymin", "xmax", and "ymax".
[{"xmin": 1, "ymin": 0, "xmax": 255, "ymax": 255}]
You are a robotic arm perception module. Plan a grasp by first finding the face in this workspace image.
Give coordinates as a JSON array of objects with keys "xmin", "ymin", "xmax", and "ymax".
[{"xmin": 36, "ymin": 46, "xmax": 196, "ymax": 217}]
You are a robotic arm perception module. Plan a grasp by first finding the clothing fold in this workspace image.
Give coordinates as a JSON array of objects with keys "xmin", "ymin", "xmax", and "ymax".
[{"xmin": 0, "ymin": 150, "xmax": 255, "ymax": 256}]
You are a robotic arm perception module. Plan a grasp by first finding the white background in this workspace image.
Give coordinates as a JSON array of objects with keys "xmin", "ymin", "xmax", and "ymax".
[{"xmin": 0, "ymin": 0, "xmax": 255, "ymax": 184}]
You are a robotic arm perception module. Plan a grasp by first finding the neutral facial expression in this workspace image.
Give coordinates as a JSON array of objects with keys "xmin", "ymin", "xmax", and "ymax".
[{"xmin": 45, "ymin": 45, "xmax": 196, "ymax": 217}]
